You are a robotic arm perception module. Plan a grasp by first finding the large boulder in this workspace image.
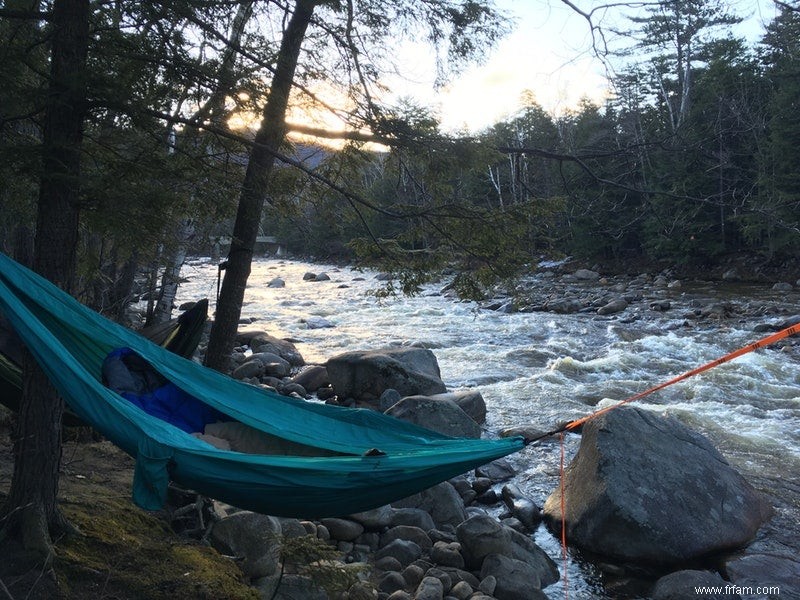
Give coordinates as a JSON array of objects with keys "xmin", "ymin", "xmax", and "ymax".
[
  {"xmin": 543, "ymin": 407, "xmax": 772, "ymax": 565},
  {"xmin": 326, "ymin": 347, "xmax": 446, "ymax": 402},
  {"xmin": 385, "ymin": 395, "xmax": 482, "ymax": 438},
  {"xmin": 209, "ymin": 511, "xmax": 282, "ymax": 579}
]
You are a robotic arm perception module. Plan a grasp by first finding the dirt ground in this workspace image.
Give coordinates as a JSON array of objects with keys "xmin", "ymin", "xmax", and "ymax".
[{"xmin": 0, "ymin": 411, "xmax": 258, "ymax": 600}]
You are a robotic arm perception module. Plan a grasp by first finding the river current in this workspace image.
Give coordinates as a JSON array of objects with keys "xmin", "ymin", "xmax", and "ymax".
[{"xmin": 177, "ymin": 257, "xmax": 800, "ymax": 599}]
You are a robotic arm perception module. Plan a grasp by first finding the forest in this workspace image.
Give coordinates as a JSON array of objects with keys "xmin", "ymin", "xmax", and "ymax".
[{"xmin": 2, "ymin": 1, "xmax": 799, "ymax": 322}]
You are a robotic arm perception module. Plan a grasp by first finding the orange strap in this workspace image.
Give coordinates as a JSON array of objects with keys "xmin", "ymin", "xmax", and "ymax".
[{"xmin": 565, "ymin": 322, "xmax": 800, "ymax": 432}]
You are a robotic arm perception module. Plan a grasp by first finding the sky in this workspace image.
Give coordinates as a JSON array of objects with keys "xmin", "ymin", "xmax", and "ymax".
[{"xmin": 383, "ymin": 0, "xmax": 779, "ymax": 134}]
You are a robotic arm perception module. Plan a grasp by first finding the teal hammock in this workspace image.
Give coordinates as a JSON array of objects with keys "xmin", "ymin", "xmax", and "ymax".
[{"xmin": 0, "ymin": 253, "xmax": 524, "ymax": 517}]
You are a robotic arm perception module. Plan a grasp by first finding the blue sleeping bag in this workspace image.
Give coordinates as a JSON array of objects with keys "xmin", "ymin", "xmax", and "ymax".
[{"xmin": 102, "ymin": 347, "xmax": 225, "ymax": 433}]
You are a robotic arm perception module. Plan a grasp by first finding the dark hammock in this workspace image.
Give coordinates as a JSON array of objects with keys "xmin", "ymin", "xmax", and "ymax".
[{"xmin": 0, "ymin": 253, "xmax": 524, "ymax": 518}]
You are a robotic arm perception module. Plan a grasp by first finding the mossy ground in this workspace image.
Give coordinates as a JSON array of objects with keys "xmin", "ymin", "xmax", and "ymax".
[{"xmin": 0, "ymin": 415, "xmax": 259, "ymax": 600}]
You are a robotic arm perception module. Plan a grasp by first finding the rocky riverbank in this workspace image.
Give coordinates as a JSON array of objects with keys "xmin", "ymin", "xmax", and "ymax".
[{"xmin": 180, "ymin": 261, "xmax": 798, "ymax": 600}]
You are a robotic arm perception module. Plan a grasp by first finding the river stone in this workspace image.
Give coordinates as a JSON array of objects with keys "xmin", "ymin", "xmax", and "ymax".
[
  {"xmin": 415, "ymin": 576, "xmax": 444, "ymax": 600},
  {"xmin": 231, "ymin": 358, "xmax": 265, "ymax": 380},
  {"xmin": 381, "ymin": 526, "xmax": 432, "ymax": 551},
  {"xmin": 392, "ymin": 482, "xmax": 467, "ymax": 529},
  {"xmin": 574, "ymin": 268, "xmax": 601, "ymax": 281},
  {"xmin": 543, "ymin": 407, "xmax": 772, "ymax": 565},
  {"xmin": 250, "ymin": 351, "xmax": 291, "ymax": 377},
  {"xmin": 430, "ymin": 541, "xmax": 465, "ymax": 569},
  {"xmin": 320, "ymin": 517, "xmax": 364, "ymax": 542},
  {"xmin": 290, "ymin": 365, "xmax": 329, "ymax": 393},
  {"xmin": 375, "ymin": 539, "xmax": 423, "ymax": 567},
  {"xmin": 267, "ymin": 277, "xmax": 285, "ymax": 288},
  {"xmin": 385, "ymin": 395, "xmax": 482, "ymax": 438},
  {"xmin": 475, "ymin": 457, "xmax": 516, "ymax": 482},
  {"xmin": 597, "ymin": 297, "xmax": 628, "ymax": 315},
  {"xmin": 349, "ymin": 505, "xmax": 395, "ymax": 529},
  {"xmin": 209, "ymin": 511, "xmax": 282, "ymax": 579},
  {"xmin": 428, "ymin": 390, "xmax": 487, "ymax": 424},
  {"xmin": 501, "ymin": 484, "xmax": 541, "ymax": 529},
  {"xmin": 390, "ymin": 508, "xmax": 436, "ymax": 531},
  {"xmin": 456, "ymin": 514, "xmax": 558, "ymax": 586},
  {"xmin": 273, "ymin": 574, "xmax": 327, "ymax": 600},
  {"xmin": 651, "ymin": 570, "xmax": 741, "ymax": 600},
  {"xmin": 479, "ymin": 554, "xmax": 549, "ymax": 600},
  {"xmin": 326, "ymin": 347, "xmax": 446, "ymax": 401},
  {"xmin": 238, "ymin": 329, "xmax": 305, "ymax": 366},
  {"xmin": 723, "ymin": 553, "xmax": 800, "ymax": 597}
]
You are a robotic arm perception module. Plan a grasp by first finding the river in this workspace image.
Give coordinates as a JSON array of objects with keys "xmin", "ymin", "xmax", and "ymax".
[{"xmin": 177, "ymin": 257, "xmax": 800, "ymax": 599}]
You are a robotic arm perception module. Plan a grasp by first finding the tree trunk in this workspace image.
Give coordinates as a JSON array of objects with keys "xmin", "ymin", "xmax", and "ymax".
[
  {"xmin": 152, "ymin": 218, "xmax": 194, "ymax": 325},
  {"xmin": 1, "ymin": 0, "xmax": 89, "ymax": 566},
  {"xmin": 205, "ymin": 0, "xmax": 317, "ymax": 371}
]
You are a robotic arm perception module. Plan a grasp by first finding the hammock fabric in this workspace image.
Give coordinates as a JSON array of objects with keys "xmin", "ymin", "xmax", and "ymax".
[
  {"xmin": 0, "ymin": 297, "xmax": 208, "ymax": 426},
  {"xmin": 0, "ymin": 253, "xmax": 524, "ymax": 518}
]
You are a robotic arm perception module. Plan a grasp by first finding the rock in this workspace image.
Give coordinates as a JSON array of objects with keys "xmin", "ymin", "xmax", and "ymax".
[
  {"xmin": 724, "ymin": 553, "xmax": 800, "ymax": 597},
  {"xmin": 250, "ymin": 351, "xmax": 291, "ymax": 377},
  {"xmin": 457, "ymin": 514, "xmax": 555, "ymax": 579},
  {"xmin": 379, "ymin": 388, "xmax": 403, "ymax": 411},
  {"xmin": 303, "ymin": 272, "xmax": 317, "ymax": 280},
  {"xmin": 478, "ymin": 575, "xmax": 497, "ymax": 596},
  {"xmin": 304, "ymin": 316, "xmax": 335, "ymax": 329},
  {"xmin": 290, "ymin": 365, "xmax": 329, "ymax": 392},
  {"xmin": 772, "ymin": 282, "xmax": 793, "ymax": 292},
  {"xmin": 422, "ymin": 568, "xmax": 451, "ymax": 593},
  {"xmin": 375, "ymin": 539, "xmax": 423, "ymax": 568},
  {"xmin": 479, "ymin": 554, "xmax": 549, "ymax": 599},
  {"xmin": 545, "ymin": 298, "xmax": 583, "ymax": 314},
  {"xmin": 597, "ymin": 297, "xmax": 628, "ymax": 315},
  {"xmin": 348, "ymin": 581, "xmax": 378, "ymax": 600},
  {"xmin": 402, "ymin": 564, "xmax": 425, "ymax": 588},
  {"xmin": 273, "ymin": 574, "xmax": 327, "ymax": 600},
  {"xmin": 320, "ymin": 517, "xmax": 364, "ymax": 542},
  {"xmin": 430, "ymin": 541, "xmax": 465, "ymax": 569},
  {"xmin": 349, "ymin": 505, "xmax": 395, "ymax": 530},
  {"xmin": 505, "ymin": 527, "xmax": 559, "ymax": 587},
  {"xmin": 651, "ymin": 570, "xmax": 741, "ymax": 600},
  {"xmin": 543, "ymin": 407, "xmax": 773, "ymax": 565},
  {"xmin": 393, "ymin": 482, "xmax": 467, "ymax": 529},
  {"xmin": 313, "ymin": 272, "xmax": 331, "ymax": 282},
  {"xmin": 475, "ymin": 458, "xmax": 516, "ymax": 482},
  {"xmin": 390, "ymin": 508, "xmax": 436, "ymax": 531},
  {"xmin": 375, "ymin": 556, "xmax": 403, "ymax": 572},
  {"xmin": 209, "ymin": 512, "xmax": 282, "ymax": 579},
  {"xmin": 231, "ymin": 359, "xmax": 265, "ymax": 380},
  {"xmin": 268, "ymin": 277, "xmax": 285, "ymax": 288},
  {"xmin": 385, "ymin": 395, "xmax": 482, "ymax": 438},
  {"xmin": 239, "ymin": 330, "xmax": 305, "ymax": 366},
  {"xmin": 386, "ymin": 591, "xmax": 412, "ymax": 600},
  {"xmin": 414, "ymin": 576, "xmax": 444, "ymax": 600},
  {"xmin": 326, "ymin": 347, "xmax": 446, "ymax": 402},
  {"xmin": 428, "ymin": 390, "xmax": 487, "ymax": 424},
  {"xmin": 279, "ymin": 382, "xmax": 306, "ymax": 397},
  {"xmin": 574, "ymin": 269, "xmax": 601, "ymax": 281},
  {"xmin": 499, "ymin": 425, "xmax": 548, "ymax": 443},
  {"xmin": 381, "ymin": 526, "xmax": 432, "ymax": 552},
  {"xmin": 501, "ymin": 484, "xmax": 541, "ymax": 529},
  {"xmin": 378, "ymin": 572, "xmax": 407, "ymax": 595},
  {"xmin": 450, "ymin": 580, "xmax": 473, "ymax": 600}
]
